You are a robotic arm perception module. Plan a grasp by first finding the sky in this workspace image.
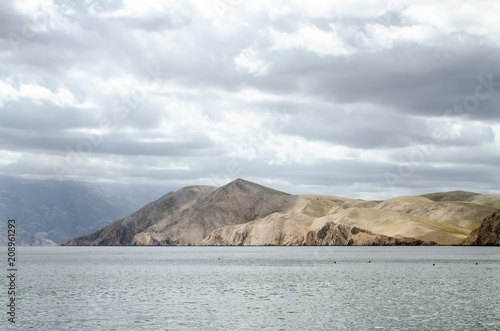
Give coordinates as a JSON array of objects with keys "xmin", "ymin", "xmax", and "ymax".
[{"xmin": 0, "ymin": 0, "xmax": 499, "ymax": 200}]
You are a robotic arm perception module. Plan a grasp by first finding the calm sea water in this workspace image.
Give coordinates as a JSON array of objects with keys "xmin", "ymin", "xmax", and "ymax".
[{"xmin": 4, "ymin": 246, "xmax": 500, "ymax": 330}]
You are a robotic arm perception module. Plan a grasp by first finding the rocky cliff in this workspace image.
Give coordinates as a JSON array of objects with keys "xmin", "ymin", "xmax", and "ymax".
[
  {"xmin": 202, "ymin": 219, "xmax": 435, "ymax": 246},
  {"xmin": 464, "ymin": 209, "xmax": 500, "ymax": 245}
]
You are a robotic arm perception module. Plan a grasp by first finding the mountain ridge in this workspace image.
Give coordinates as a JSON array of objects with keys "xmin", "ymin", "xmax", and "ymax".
[{"xmin": 63, "ymin": 179, "xmax": 500, "ymax": 246}]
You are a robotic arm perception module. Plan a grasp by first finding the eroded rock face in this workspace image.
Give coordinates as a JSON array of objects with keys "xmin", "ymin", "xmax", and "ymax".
[
  {"xmin": 305, "ymin": 222, "xmax": 351, "ymax": 245},
  {"xmin": 465, "ymin": 210, "xmax": 500, "ymax": 246},
  {"xmin": 304, "ymin": 222, "xmax": 434, "ymax": 246},
  {"xmin": 202, "ymin": 220, "xmax": 436, "ymax": 246},
  {"xmin": 201, "ymin": 213, "xmax": 309, "ymax": 246}
]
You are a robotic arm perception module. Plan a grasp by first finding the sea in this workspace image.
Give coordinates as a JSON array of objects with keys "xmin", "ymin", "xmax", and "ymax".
[{"xmin": 4, "ymin": 246, "xmax": 500, "ymax": 330}]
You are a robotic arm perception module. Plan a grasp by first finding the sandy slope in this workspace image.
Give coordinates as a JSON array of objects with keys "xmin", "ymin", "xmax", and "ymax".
[{"xmin": 202, "ymin": 191, "xmax": 500, "ymax": 246}]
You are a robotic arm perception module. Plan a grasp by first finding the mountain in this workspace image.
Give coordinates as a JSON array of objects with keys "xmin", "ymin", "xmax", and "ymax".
[
  {"xmin": 0, "ymin": 176, "xmax": 166, "ymax": 245},
  {"xmin": 464, "ymin": 209, "xmax": 500, "ymax": 245},
  {"xmin": 64, "ymin": 179, "xmax": 500, "ymax": 246},
  {"xmin": 65, "ymin": 179, "xmax": 298, "ymax": 246}
]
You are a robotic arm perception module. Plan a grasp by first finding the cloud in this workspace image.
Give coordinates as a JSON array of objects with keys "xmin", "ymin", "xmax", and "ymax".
[
  {"xmin": 0, "ymin": 0, "xmax": 499, "ymax": 199},
  {"xmin": 269, "ymin": 23, "xmax": 351, "ymax": 57},
  {"xmin": 234, "ymin": 46, "xmax": 269, "ymax": 75}
]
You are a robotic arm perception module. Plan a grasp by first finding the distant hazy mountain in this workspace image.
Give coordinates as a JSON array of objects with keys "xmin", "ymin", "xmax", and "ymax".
[
  {"xmin": 0, "ymin": 176, "xmax": 167, "ymax": 245},
  {"xmin": 64, "ymin": 179, "xmax": 500, "ymax": 246}
]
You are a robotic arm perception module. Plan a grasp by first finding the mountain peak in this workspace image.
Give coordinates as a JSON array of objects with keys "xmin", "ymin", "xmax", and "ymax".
[{"xmin": 219, "ymin": 178, "xmax": 290, "ymax": 196}]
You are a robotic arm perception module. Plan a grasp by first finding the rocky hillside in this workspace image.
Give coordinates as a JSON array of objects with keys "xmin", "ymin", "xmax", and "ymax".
[
  {"xmin": 464, "ymin": 209, "xmax": 500, "ymax": 245},
  {"xmin": 64, "ymin": 179, "xmax": 298, "ymax": 246},
  {"xmin": 64, "ymin": 180, "xmax": 500, "ymax": 246}
]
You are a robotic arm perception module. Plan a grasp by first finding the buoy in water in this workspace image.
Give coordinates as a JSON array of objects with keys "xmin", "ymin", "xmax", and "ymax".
[{"xmin": 433, "ymin": 264, "xmax": 435, "ymax": 266}]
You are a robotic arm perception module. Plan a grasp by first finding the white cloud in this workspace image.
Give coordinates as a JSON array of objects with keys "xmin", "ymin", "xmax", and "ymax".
[
  {"xmin": 234, "ymin": 46, "xmax": 269, "ymax": 75},
  {"xmin": 17, "ymin": 84, "xmax": 78, "ymax": 107},
  {"xmin": 350, "ymin": 23, "xmax": 438, "ymax": 52},
  {"xmin": 402, "ymin": 1, "xmax": 500, "ymax": 46},
  {"xmin": 250, "ymin": 0, "xmax": 390, "ymax": 20},
  {"xmin": 92, "ymin": 0, "xmax": 169, "ymax": 19},
  {"xmin": 269, "ymin": 23, "xmax": 351, "ymax": 56},
  {"xmin": 0, "ymin": 80, "xmax": 19, "ymax": 106},
  {"xmin": 403, "ymin": 1, "xmax": 500, "ymax": 35},
  {"xmin": 160, "ymin": 99, "xmax": 211, "ymax": 142},
  {"xmin": 493, "ymin": 124, "xmax": 500, "ymax": 143},
  {"xmin": 0, "ymin": 150, "xmax": 22, "ymax": 166},
  {"xmin": 0, "ymin": 80, "xmax": 97, "ymax": 108}
]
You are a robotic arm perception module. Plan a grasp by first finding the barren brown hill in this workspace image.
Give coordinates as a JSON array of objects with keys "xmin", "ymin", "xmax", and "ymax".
[
  {"xmin": 202, "ymin": 190, "xmax": 500, "ymax": 246},
  {"xmin": 131, "ymin": 178, "xmax": 298, "ymax": 245},
  {"xmin": 64, "ymin": 179, "xmax": 298, "ymax": 246},
  {"xmin": 64, "ymin": 179, "xmax": 500, "ymax": 246}
]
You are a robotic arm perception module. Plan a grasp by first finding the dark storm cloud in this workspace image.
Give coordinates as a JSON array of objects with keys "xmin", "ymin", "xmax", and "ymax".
[
  {"xmin": 253, "ymin": 43, "xmax": 500, "ymax": 119},
  {"xmin": 283, "ymin": 108, "xmax": 430, "ymax": 149},
  {"xmin": 0, "ymin": 2, "xmax": 24, "ymax": 34},
  {"xmin": 0, "ymin": 103, "xmax": 94, "ymax": 131},
  {"xmin": 0, "ymin": 124, "xmax": 216, "ymax": 157}
]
